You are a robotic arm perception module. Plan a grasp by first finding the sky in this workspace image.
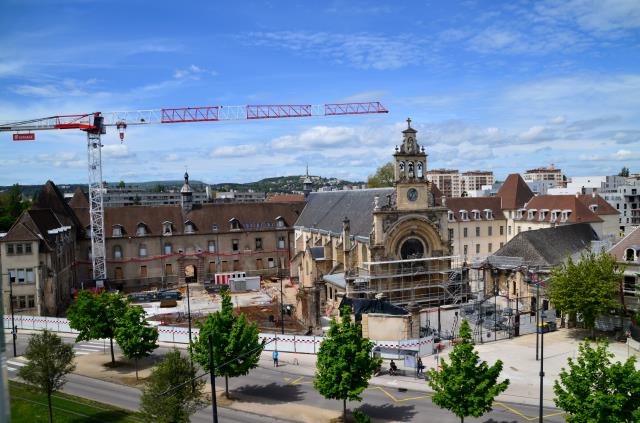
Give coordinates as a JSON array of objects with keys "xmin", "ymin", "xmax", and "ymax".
[{"xmin": 1, "ymin": 0, "xmax": 639, "ymax": 185}]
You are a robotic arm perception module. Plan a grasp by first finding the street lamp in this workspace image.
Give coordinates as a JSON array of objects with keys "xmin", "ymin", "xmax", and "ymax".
[
  {"xmin": 208, "ymin": 334, "xmax": 218, "ymax": 423},
  {"xmin": 539, "ymin": 310, "xmax": 547, "ymax": 423},
  {"xmin": 279, "ymin": 267, "xmax": 285, "ymax": 335},
  {"xmin": 185, "ymin": 279, "xmax": 196, "ymax": 392},
  {"xmin": 8, "ymin": 272, "xmax": 17, "ymax": 357}
]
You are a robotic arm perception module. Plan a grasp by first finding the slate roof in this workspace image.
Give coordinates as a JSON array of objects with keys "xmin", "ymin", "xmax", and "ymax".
[
  {"xmin": 497, "ymin": 174, "xmax": 534, "ymax": 209},
  {"xmin": 295, "ymin": 188, "xmax": 394, "ymax": 238},
  {"xmin": 517, "ymin": 195, "xmax": 603, "ymax": 224},
  {"xmin": 339, "ymin": 297, "xmax": 409, "ymax": 320},
  {"xmin": 493, "ymin": 223, "xmax": 599, "ymax": 268},
  {"xmin": 445, "ymin": 197, "xmax": 504, "ymax": 220}
]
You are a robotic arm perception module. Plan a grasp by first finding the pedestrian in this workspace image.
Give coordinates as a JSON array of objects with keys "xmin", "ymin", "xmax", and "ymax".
[
  {"xmin": 417, "ymin": 357, "xmax": 425, "ymax": 376},
  {"xmin": 273, "ymin": 350, "xmax": 279, "ymax": 367}
]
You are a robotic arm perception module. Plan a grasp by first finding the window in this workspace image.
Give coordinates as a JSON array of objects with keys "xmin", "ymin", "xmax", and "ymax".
[
  {"xmin": 500, "ymin": 242, "xmax": 504, "ymax": 248},
  {"xmin": 208, "ymin": 261, "xmax": 216, "ymax": 274},
  {"xmin": 164, "ymin": 244, "xmax": 172, "ymax": 255},
  {"xmin": 7, "ymin": 244, "xmax": 14, "ymax": 254},
  {"xmin": 8, "ymin": 269, "xmax": 16, "ymax": 283},
  {"xmin": 268, "ymin": 258, "xmax": 275, "ymax": 268},
  {"xmin": 208, "ymin": 240, "xmax": 216, "ymax": 253},
  {"xmin": 140, "ymin": 265, "xmax": 148, "ymax": 278},
  {"xmin": 25, "ymin": 243, "xmax": 32, "ymax": 254},
  {"xmin": 165, "ymin": 263, "xmax": 173, "ymax": 275},
  {"xmin": 112, "ymin": 225, "xmax": 123, "ymax": 237},
  {"xmin": 276, "ymin": 218, "xmax": 285, "ymax": 228},
  {"xmin": 255, "ymin": 238, "xmax": 263, "ymax": 250},
  {"xmin": 139, "ymin": 244, "xmax": 147, "ymax": 257},
  {"xmin": 230, "ymin": 219, "xmax": 240, "ymax": 230},
  {"xmin": 488, "ymin": 243, "xmax": 493, "ymax": 253},
  {"xmin": 517, "ymin": 226, "xmax": 521, "ymax": 233},
  {"xmin": 463, "ymin": 245, "xmax": 468, "ymax": 256},
  {"xmin": 512, "ymin": 281, "xmax": 517, "ymax": 295},
  {"xmin": 28, "ymin": 295, "xmax": 35, "ymax": 309},
  {"xmin": 508, "ymin": 226, "xmax": 512, "ymax": 235},
  {"xmin": 18, "ymin": 296, "xmax": 26, "ymax": 309},
  {"xmin": 16, "ymin": 244, "xmax": 23, "ymax": 254},
  {"xmin": 475, "ymin": 226, "xmax": 480, "ymax": 237},
  {"xmin": 448, "ymin": 211, "xmax": 455, "ymax": 221},
  {"xmin": 463, "ymin": 228, "xmax": 468, "ymax": 238},
  {"xmin": 114, "ymin": 245, "xmax": 123, "ymax": 259},
  {"xmin": 488, "ymin": 226, "xmax": 493, "ymax": 236},
  {"xmin": 256, "ymin": 258, "xmax": 263, "ymax": 269},
  {"xmin": 475, "ymin": 244, "xmax": 480, "ymax": 254},
  {"xmin": 212, "ymin": 224, "xmax": 219, "ymax": 231},
  {"xmin": 448, "ymin": 228, "xmax": 454, "ymax": 240},
  {"xmin": 185, "ymin": 222, "xmax": 194, "ymax": 233},
  {"xmin": 17, "ymin": 269, "xmax": 25, "ymax": 283},
  {"xmin": 500, "ymin": 226, "xmax": 504, "ymax": 236},
  {"xmin": 136, "ymin": 224, "xmax": 147, "ymax": 236},
  {"xmin": 163, "ymin": 222, "xmax": 172, "ymax": 235},
  {"xmin": 232, "ymin": 239, "xmax": 239, "ymax": 252},
  {"xmin": 115, "ymin": 267, "xmax": 123, "ymax": 279},
  {"xmin": 278, "ymin": 236, "xmax": 286, "ymax": 249}
]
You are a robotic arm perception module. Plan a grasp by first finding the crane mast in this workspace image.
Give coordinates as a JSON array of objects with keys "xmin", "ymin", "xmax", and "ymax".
[{"xmin": 0, "ymin": 101, "xmax": 388, "ymax": 286}]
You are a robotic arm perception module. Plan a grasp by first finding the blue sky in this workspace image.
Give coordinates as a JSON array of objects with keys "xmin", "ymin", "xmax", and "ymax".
[{"xmin": 1, "ymin": 0, "xmax": 639, "ymax": 185}]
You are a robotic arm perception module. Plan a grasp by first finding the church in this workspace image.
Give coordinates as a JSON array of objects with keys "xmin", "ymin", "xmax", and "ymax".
[{"xmin": 292, "ymin": 120, "xmax": 469, "ymax": 328}]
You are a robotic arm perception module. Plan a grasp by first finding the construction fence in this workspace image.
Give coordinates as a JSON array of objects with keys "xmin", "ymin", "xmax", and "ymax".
[{"xmin": 2, "ymin": 315, "xmax": 434, "ymax": 357}]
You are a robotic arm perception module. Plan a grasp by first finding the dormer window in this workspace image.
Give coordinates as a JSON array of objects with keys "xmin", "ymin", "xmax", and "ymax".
[
  {"xmin": 484, "ymin": 209, "xmax": 493, "ymax": 220},
  {"xmin": 459, "ymin": 210, "xmax": 469, "ymax": 221},
  {"xmin": 539, "ymin": 209, "xmax": 549, "ymax": 221},
  {"xmin": 516, "ymin": 209, "xmax": 525, "ymax": 219},
  {"xmin": 229, "ymin": 218, "xmax": 241, "ymax": 230},
  {"xmin": 471, "ymin": 209, "xmax": 481, "ymax": 220},
  {"xmin": 527, "ymin": 209, "xmax": 537, "ymax": 220},
  {"xmin": 276, "ymin": 216, "xmax": 285, "ymax": 228},
  {"xmin": 162, "ymin": 221, "xmax": 173, "ymax": 236},
  {"xmin": 136, "ymin": 223, "xmax": 148, "ymax": 237},
  {"xmin": 448, "ymin": 211, "xmax": 455, "ymax": 222},
  {"xmin": 589, "ymin": 204, "xmax": 598, "ymax": 213},
  {"xmin": 184, "ymin": 220, "xmax": 196, "ymax": 234},
  {"xmin": 112, "ymin": 225, "xmax": 123, "ymax": 238},
  {"xmin": 212, "ymin": 224, "xmax": 218, "ymax": 232},
  {"xmin": 560, "ymin": 210, "xmax": 572, "ymax": 223},
  {"xmin": 550, "ymin": 210, "xmax": 560, "ymax": 223},
  {"xmin": 624, "ymin": 248, "xmax": 636, "ymax": 262}
]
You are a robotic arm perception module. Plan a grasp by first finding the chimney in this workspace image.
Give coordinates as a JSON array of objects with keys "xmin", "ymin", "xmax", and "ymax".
[
  {"xmin": 441, "ymin": 196, "xmax": 446, "ymax": 207},
  {"xmin": 575, "ymin": 192, "xmax": 579, "ymax": 198},
  {"xmin": 592, "ymin": 191, "xmax": 596, "ymax": 198}
]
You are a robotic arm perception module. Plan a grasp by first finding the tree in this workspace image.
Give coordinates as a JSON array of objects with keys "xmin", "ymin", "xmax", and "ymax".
[
  {"xmin": 140, "ymin": 349, "xmax": 204, "ymax": 423},
  {"xmin": 117, "ymin": 180, "xmax": 126, "ymax": 189},
  {"xmin": 427, "ymin": 320, "xmax": 509, "ymax": 423},
  {"xmin": 554, "ymin": 339, "xmax": 640, "ymax": 422},
  {"xmin": 547, "ymin": 249, "xmax": 622, "ymax": 337},
  {"xmin": 367, "ymin": 162, "xmax": 394, "ymax": 188},
  {"xmin": 314, "ymin": 305, "xmax": 381, "ymax": 422},
  {"xmin": 619, "ymin": 167, "xmax": 630, "ymax": 177},
  {"xmin": 18, "ymin": 330, "xmax": 76, "ymax": 423},
  {"xmin": 190, "ymin": 289, "xmax": 263, "ymax": 398},
  {"xmin": 114, "ymin": 305, "xmax": 159, "ymax": 379},
  {"xmin": 67, "ymin": 291, "xmax": 129, "ymax": 365}
]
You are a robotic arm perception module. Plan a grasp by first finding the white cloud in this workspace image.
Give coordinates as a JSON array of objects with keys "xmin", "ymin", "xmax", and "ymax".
[
  {"xmin": 102, "ymin": 144, "xmax": 133, "ymax": 159},
  {"xmin": 548, "ymin": 115, "xmax": 566, "ymax": 124},
  {"xmin": 271, "ymin": 126, "xmax": 358, "ymax": 150},
  {"xmin": 519, "ymin": 125, "xmax": 546, "ymax": 141},
  {"xmin": 535, "ymin": 0, "xmax": 640, "ymax": 33},
  {"xmin": 212, "ymin": 144, "xmax": 257, "ymax": 157},
  {"xmin": 173, "ymin": 64, "xmax": 218, "ymax": 80}
]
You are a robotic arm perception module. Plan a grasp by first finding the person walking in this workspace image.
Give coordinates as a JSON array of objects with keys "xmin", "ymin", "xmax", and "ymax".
[
  {"xmin": 417, "ymin": 357, "xmax": 425, "ymax": 376},
  {"xmin": 273, "ymin": 350, "xmax": 279, "ymax": 367}
]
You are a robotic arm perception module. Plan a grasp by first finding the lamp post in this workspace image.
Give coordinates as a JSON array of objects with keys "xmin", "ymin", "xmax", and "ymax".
[
  {"xmin": 535, "ymin": 273, "xmax": 540, "ymax": 361},
  {"xmin": 8, "ymin": 272, "xmax": 17, "ymax": 357},
  {"xmin": 279, "ymin": 267, "xmax": 285, "ymax": 335},
  {"xmin": 208, "ymin": 334, "xmax": 218, "ymax": 423},
  {"xmin": 539, "ymin": 311, "xmax": 546, "ymax": 423},
  {"xmin": 185, "ymin": 280, "xmax": 195, "ymax": 392}
]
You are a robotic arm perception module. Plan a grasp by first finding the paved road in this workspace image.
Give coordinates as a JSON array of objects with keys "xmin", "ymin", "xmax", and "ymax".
[{"xmin": 5, "ymin": 333, "xmax": 564, "ymax": 422}]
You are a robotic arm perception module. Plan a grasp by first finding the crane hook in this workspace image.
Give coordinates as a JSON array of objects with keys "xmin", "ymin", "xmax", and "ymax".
[{"xmin": 116, "ymin": 121, "xmax": 127, "ymax": 143}]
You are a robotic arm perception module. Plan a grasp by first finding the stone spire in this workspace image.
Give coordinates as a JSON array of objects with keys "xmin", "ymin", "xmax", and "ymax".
[
  {"xmin": 303, "ymin": 164, "xmax": 313, "ymax": 200},
  {"xmin": 181, "ymin": 171, "xmax": 193, "ymax": 213}
]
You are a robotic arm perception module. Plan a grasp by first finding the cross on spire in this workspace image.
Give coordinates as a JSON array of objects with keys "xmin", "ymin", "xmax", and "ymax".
[{"xmin": 406, "ymin": 117, "xmax": 412, "ymax": 128}]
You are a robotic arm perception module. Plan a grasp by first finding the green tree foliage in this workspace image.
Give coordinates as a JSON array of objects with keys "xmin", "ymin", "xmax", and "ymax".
[
  {"xmin": 140, "ymin": 349, "xmax": 204, "ymax": 423},
  {"xmin": 67, "ymin": 291, "xmax": 129, "ymax": 365},
  {"xmin": 427, "ymin": 320, "xmax": 509, "ymax": 423},
  {"xmin": 0, "ymin": 183, "xmax": 30, "ymax": 231},
  {"xmin": 114, "ymin": 305, "xmax": 159, "ymax": 379},
  {"xmin": 314, "ymin": 305, "xmax": 381, "ymax": 422},
  {"xmin": 619, "ymin": 167, "xmax": 630, "ymax": 177},
  {"xmin": 190, "ymin": 289, "xmax": 263, "ymax": 398},
  {"xmin": 18, "ymin": 330, "xmax": 76, "ymax": 423},
  {"xmin": 367, "ymin": 162, "xmax": 394, "ymax": 188},
  {"xmin": 547, "ymin": 249, "xmax": 622, "ymax": 337},
  {"xmin": 554, "ymin": 339, "xmax": 640, "ymax": 422},
  {"xmin": 117, "ymin": 180, "xmax": 126, "ymax": 189}
]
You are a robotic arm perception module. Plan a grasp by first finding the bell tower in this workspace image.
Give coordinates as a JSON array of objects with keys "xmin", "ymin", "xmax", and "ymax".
[{"xmin": 394, "ymin": 118, "xmax": 431, "ymax": 211}]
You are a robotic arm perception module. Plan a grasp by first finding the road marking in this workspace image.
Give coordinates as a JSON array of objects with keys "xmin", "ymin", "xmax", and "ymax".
[
  {"xmin": 288, "ymin": 376, "xmax": 305, "ymax": 385},
  {"xmin": 74, "ymin": 351, "xmax": 90, "ymax": 355},
  {"xmin": 75, "ymin": 346, "xmax": 103, "ymax": 352},
  {"xmin": 7, "ymin": 367, "xmax": 18, "ymax": 372},
  {"xmin": 7, "ymin": 360, "xmax": 26, "ymax": 367},
  {"xmin": 370, "ymin": 386, "xmax": 431, "ymax": 403},
  {"xmin": 494, "ymin": 401, "xmax": 565, "ymax": 421}
]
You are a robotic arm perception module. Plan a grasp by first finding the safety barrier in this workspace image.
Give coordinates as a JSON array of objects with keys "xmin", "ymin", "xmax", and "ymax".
[{"xmin": 3, "ymin": 315, "xmax": 433, "ymax": 356}]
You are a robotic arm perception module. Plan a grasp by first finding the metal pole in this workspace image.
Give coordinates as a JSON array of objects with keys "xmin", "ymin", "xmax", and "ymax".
[
  {"xmin": 186, "ymin": 282, "xmax": 195, "ymax": 392},
  {"xmin": 494, "ymin": 280, "xmax": 498, "ymax": 337},
  {"xmin": 208, "ymin": 334, "xmax": 218, "ymax": 423},
  {"xmin": 539, "ymin": 316, "xmax": 545, "ymax": 423},
  {"xmin": 536, "ymin": 281, "xmax": 540, "ymax": 361},
  {"xmin": 280, "ymin": 272, "xmax": 285, "ymax": 335},
  {"xmin": 9, "ymin": 274, "xmax": 16, "ymax": 357}
]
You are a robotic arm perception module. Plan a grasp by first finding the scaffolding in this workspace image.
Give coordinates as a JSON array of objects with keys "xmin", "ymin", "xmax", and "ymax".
[{"xmin": 349, "ymin": 255, "xmax": 471, "ymax": 308}]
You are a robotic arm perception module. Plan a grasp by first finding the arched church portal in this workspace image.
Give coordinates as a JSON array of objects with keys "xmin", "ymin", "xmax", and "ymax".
[{"xmin": 400, "ymin": 237, "xmax": 427, "ymax": 259}]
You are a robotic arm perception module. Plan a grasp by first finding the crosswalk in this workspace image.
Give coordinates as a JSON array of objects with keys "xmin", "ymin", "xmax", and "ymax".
[{"xmin": 5, "ymin": 340, "xmax": 108, "ymax": 374}]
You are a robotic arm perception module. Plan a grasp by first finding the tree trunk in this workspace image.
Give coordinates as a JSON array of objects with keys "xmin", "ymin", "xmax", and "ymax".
[
  {"xmin": 343, "ymin": 398, "xmax": 346, "ymax": 422},
  {"xmin": 109, "ymin": 337, "xmax": 115, "ymax": 365},
  {"xmin": 460, "ymin": 416, "xmax": 464, "ymax": 423},
  {"xmin": 47, "ymin": 391, "xmax": 53, "ymax": 423},
  {"xmin": 225, "ymin": 375, "xmax": 229, "ymax": 399}
]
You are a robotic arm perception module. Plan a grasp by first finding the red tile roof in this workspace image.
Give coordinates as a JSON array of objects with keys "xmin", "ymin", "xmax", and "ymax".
[
  {"xmin": 497, "ymin": 174, "xmax": 534, "ymax": 209},
  {"xmin": 266, "ymin": 194, "xmax": 305, "ymax": 202},
  {"xmin": 516, "ymin": 195, "xmax": 602, "ymax": 224},
  {"xmin": 577, "ymin": 194, "xmax": 619, "ymax": 216},
  {"xmin": 445, "ymin": 197, "xmax": 504, "ymax": 220}
]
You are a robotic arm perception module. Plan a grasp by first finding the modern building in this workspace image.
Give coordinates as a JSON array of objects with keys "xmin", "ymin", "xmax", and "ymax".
[
  {"xmin": 522, "ymin": 164, "xmax": 564, "ymax": 190},
  {"xmin": 426, "ymin": 169, "xmax": 494, "ymax": 198},
  {"xmin": 608, "ymin": 226, "xmax": 640, "ymax": 312},
  {"xmin": 600, "ymin": 179, "xmax": 640, "ymax": 234},
  {"xmin": 214, "ymin": 190, "xmax": 266, "ymax": 202},
  {"xmin": 102, "ymin": 185, "xmax": 211, "ymax": 207}
]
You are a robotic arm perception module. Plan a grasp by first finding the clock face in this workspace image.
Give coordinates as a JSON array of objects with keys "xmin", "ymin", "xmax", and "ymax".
[{"xmin": 407, "ymin": 188, "xmax": 418, "ymax": 202}]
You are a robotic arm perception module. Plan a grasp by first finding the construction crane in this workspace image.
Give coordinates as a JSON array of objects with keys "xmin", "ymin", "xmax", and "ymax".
[{"xmin": 0, "ymin": 101, "xmax": 388, "ymax": 286}]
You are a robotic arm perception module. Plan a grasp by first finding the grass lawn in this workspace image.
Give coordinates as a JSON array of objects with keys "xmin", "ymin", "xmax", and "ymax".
[{"xmin": 10, "ymin": 380, "xmax": 143, "ymax": 422}]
